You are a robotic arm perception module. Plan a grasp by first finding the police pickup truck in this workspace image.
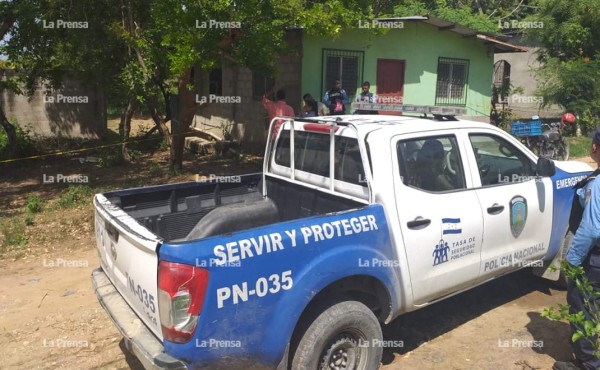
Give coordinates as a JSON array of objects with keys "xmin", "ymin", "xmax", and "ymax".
[{"xmin": 92, "ymin": 112, "xmax": 592, "ymax": 370}]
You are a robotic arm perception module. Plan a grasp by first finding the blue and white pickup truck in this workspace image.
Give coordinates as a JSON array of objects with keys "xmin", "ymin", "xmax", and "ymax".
[{"xmin": 92, "ymin": 114, "xmax": 592, "ymax": 370}]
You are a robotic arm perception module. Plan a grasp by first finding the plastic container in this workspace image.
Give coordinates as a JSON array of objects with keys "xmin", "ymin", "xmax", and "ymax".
[{"xmin": 510, "ymin": 120, "xmax": 542, "ymax": 137}]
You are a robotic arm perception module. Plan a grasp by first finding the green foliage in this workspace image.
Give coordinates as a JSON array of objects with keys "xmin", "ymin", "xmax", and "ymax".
[
  {"xmin": 24, "ymin": 214, "xmax": 34, "ymax": 226},
  {"xmin": 567, "ymin": 136, "xmax": 593, "ymax": 158},
  {"xmin": 26, "ymin": 195, "xmax": 43, "ymax": 213},
  {"xmin": 0, "ymin": 217, "xmax": 27, "ymax": 249},
  {"xmin": 6, "ymin": 232, "xmax": 27, "ymax": 246},
  {"xmin": 57, "ymin": 185, "xmax": 93, "ymax": 209},
  {"xmin": 148, "ymin": 161, "xmax": 162, "ymax": 176},
  {"xmin": 391, "ymin": 0, "xmax": 527, "ymax": 33},
  {"xmin": 525, "ymin": 0, "xmax": 600, "ymax": 60},
  {"xmin": 543, "ymin": 262, "xmax": 600, "ymax": 356},
  {"xmin": 535, "ymin": 57, "xmax": 600, "ymax": 134},
  {"xmin": 128, "ymin": 149, "xmax": 143, "ymax": 162},
  {"xmin": 98, "ymin": 148, "xmax": 124, "ymax": 168},
  {"xmin": 0, "ymin": 119, "xmax": 36, "ymax": 160},
  {"xmin": 524, "ymin": 0, "xmax": 600, "ymax": 132},
  {"xmin": 1, "ymin": 0, "xmax": 542, "ymax": 168}
]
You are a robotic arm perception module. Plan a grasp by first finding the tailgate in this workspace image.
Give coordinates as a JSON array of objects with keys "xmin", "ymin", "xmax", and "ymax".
[{"xmin": 94, "ymin": 193, "xmax": 163, "ymax": 340}]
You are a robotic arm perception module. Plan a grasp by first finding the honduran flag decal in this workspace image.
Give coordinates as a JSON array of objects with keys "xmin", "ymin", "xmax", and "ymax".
[{"xmin": 442, "ymin": 218, "xmax": 462, "ymax": 234}]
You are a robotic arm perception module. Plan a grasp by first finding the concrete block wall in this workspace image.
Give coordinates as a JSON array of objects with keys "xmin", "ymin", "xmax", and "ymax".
[
  {"xmin": 494, "ymin": 35, "xmax": 563, "ymax": 119},
  {"xmin": 0, "ymin": 72, "xmax": 106, "ymax": 139},
  {"xmin": 192, "ymin": 29, "xmax": 303, "ymax": 153}
]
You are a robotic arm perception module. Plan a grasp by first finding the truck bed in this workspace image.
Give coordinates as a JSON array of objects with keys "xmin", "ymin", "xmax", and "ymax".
[{"xmin": 102, "ymin": 173, "xmax": 365, "ymax": 242}]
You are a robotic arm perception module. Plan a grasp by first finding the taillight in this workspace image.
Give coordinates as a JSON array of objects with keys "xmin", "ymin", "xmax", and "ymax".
[{"xmin": 158, "ymin": 261, "xmax": 209, "ymax": 343}]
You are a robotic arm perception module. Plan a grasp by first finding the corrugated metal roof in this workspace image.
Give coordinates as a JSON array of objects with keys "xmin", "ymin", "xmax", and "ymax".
[{"xmin": 374, "ymin": 15, "xmax": 527, "ymax": 53}]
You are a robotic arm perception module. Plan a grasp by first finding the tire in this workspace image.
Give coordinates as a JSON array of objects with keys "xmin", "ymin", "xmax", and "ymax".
[
  {"xmin": 538, "ymin": 142, "xmax": 553, "ymax": 159},
  {"xmin": 558, "ymin": 138, "xmax": 570, "ymax": 161},
  {"xmin": 291, "ymin": 300, "xmax": 383, "ymax": 370}
]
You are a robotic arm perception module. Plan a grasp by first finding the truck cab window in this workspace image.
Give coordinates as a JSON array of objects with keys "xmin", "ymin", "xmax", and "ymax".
[
  {"xmin": 397, "ymin": 136, "xmax": 465, "ymax": 192},
  {"xmin": 274, "ymin": 130, "xmax": 366, "ymax": 186},
  {"xmin": 469, "ymin": 134, "xmax": 536, "ymax": 186}
]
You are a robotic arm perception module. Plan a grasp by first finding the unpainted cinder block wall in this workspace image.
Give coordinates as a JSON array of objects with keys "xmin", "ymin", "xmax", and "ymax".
[{"xmin": 0, "ymin": 72, "xmax": 106, "ymax": 138}]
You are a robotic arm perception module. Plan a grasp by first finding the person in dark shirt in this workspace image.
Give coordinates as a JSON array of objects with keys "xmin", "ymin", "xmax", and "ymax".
[
  {"xmin": 353, "ymin": 81, "xmax": 378, "ymax": 115},
  {"xmin": 323, "ymin": 80, "xmax": 348, "ymax": 115},
  {"xmin": 301, "ymin": 93, "xmax": 319, "ymax": 117}
]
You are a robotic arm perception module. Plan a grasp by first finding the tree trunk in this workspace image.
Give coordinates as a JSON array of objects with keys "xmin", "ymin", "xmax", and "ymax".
[
  {"xmin": 120, "ymin": 98, "xmax": 136, "ymax": 162},
  {"xmin": 0, "ymin": 106, "xmax": 19, "ymax": 159},
  {"xmin": 147, "ymin": 95, "xmax": 172, "ymax": 147},
  {"xmin": 170, "ymin": 68, "xmax": 197, "ymax": 171}
]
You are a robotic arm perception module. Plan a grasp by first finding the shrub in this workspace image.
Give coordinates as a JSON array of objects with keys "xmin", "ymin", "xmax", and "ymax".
[
  {"xmin": 57, "ymin": 185, "xmax": 93, "ymax": 208},
  {"xmin": 26, "ymin": 195, "xmax": 43, "ymax": 213}
]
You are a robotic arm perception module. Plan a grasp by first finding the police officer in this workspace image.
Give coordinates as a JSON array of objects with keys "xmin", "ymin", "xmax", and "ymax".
[{"xmin": 554, "ymin": 128, "xmax": 600, "ymax": 370}]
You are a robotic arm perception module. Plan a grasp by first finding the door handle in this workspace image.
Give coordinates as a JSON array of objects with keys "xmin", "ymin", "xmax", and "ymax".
[
  {"xmin": 407, "ymin": 217, "xmax": 431, "ymax": 229},
  {"xmin": 487, "ymin": 203, "xmax": 504, "ymax": 215}
]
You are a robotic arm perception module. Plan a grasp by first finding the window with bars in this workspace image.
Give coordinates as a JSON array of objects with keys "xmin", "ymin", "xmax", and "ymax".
[
  {"xmin": 492, "ymin": 60, "xmax": 511, "ymax": 104},
  {"xmin": 321, "ymin": 49, "xmax": 364, "ymax": 98},
  {"xmin": 435, "ymin": 57, "xmax": 469, "ymax": 106}
]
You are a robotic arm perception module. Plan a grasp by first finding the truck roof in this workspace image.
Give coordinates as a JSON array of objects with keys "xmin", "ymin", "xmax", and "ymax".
[{"xmin": 298, "ymin": 115, "xmax": 496, "ymax": 140}]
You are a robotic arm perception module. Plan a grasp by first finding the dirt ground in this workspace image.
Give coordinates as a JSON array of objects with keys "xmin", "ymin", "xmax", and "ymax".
[{"xmin": 0, "ymin": 154, "xmax": 595, "ymax": 370}]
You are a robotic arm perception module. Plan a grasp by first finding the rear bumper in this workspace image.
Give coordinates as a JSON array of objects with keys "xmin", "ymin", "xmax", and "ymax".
[{"xmin": 92, "ymin": 268, "xmax": 187, "ymax": 370}]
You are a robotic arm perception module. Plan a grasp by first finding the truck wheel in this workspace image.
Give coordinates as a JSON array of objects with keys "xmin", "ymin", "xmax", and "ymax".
[{"xmin": 291, "ymin": 300, "xmax": 382, "ymax": 370}]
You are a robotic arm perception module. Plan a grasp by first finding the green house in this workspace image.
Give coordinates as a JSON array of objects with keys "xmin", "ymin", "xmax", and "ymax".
[
  {"xmin": 191, "ymin": 16, "xmax": 525, "ymax": 152},
  {"xmin": 302, "ymin": 16, "xmax": 525, "ymax": 119}
]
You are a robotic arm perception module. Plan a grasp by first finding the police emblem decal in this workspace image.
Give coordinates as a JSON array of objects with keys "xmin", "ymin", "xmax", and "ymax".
[
  {"xmin": 432, "ymin": 239, "xmax": 450, "ymax": 266},
  {"xmin": 510, "ymin": 195, "xmax": 528, "ymax": 238}
]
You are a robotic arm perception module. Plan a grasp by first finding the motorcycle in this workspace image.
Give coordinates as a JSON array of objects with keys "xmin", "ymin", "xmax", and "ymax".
[
  {"xmin": 513, "ymin": 113, "xmax": 574, "ymax": 161},
  {"xmin": 528, "ymin": 121, "xmax": 570, "ymax": 161}
]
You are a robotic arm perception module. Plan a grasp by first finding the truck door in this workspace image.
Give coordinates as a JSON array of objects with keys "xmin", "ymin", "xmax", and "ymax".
[
  {"xmin": 393, "ymin": 132, "xmax": 484, "ymax": 305},
  {"xmin": 464, "ymin": 131, "xmax": 553, "ymax": 280}
]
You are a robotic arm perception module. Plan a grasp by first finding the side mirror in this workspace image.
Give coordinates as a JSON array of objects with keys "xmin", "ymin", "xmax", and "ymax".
[{"xmin": 536, "ymin": 157, "xmax": 556, "ymax": 177}]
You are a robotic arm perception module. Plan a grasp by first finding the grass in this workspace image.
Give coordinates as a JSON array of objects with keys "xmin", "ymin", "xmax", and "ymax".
[
  {"xmin": 567, "ymin": 136, "xmax": 592, "ymax": 158},
  {"xmin": 26, "ymin": 195, "xmax": 44, "ymax": 213},
  {"xmin": 56, "ymin": 185, "xmax": 94, "ymax": 209},
  {"xmin": 0, "ymin": 148, "xmax": 263, "ymax": 259},
  {"xmin": 0, "ymin": 216, "xmax": 28, "ymax": 256}
]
